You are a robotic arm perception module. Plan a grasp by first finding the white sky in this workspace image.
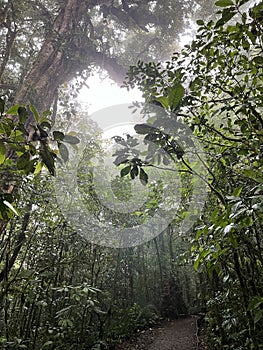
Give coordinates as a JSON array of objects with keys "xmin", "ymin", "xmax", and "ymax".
[
  {"xmin": 77, "ymin": 32, "xmax": 194, "ymax": 116},
  {"xmin": 78, "ymin": 75, "xmax": 143, "ymax": 115}
]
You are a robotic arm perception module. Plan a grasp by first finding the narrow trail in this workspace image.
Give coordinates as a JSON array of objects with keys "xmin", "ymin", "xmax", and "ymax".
[{"xmin": 115, "ymin": 317, "xmax": 207, "ymax": 350}]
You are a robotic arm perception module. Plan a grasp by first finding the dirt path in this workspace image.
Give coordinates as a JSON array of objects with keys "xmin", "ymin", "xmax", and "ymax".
[{"xmin": 115, "ymin": 317, "xmax": 207, "ymax": 350}]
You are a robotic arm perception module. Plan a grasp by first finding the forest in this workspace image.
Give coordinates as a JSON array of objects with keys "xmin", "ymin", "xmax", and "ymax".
[{"xmin": 0, "ymin": 0, "xmax": 262, "ymax": 349}]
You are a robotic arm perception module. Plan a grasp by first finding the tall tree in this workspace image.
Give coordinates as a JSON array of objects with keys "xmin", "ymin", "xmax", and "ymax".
[
  {"xmin": 0, "ymin": 0, "xmax": 215, "ymax": 114},
  {"xmin": 121, "ymin": 0, "xmax": 263, "ymax": 348}
]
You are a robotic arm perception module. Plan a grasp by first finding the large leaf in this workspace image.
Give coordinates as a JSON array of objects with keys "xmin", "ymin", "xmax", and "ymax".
[
  {"xmin": 121, "ymin": 165, "xmax": 131, "ymax": 177},
  {"xmin": 40, "ymin": 149, "xmax": 55, "ymax": 175},
  {"xmin": 215, "ymin": 8, "xmax": 236, "ymax": 27},
  {"xmin": 155, "ymin": 96, "xmax": 169, "ymax": 109},
  {"xmin": 0, "ymin": 141, "xmax": 6, "ymax": 155},
  {"xmin": 63, "ymin": 134, "xmax": 80, "ymax": 144},
  {"xmin": 139, "ymin": 167, "xmax": 148, "ymax": 185},
  {"xmin": 215, "ymin": 0, "xmax": 233, "ymax": 7},
  {"xmin": 17, "ymin": 152, "xmax": 30, "ymax": 170},
  {"xmin": 130, "ymin": 165, "xmax": 138, "ymax": 179},
  {"xmin": 53, "ymin": 131, "xmax": 65, "ymax": 141},
  {"xmin": 0, "ymin": 141, "xmax": 6, "ymax": 164},
  {"xmin": 18, "ymin": 106, "xmax": 28, "ymax": 123},
  {"xmin": 58, "ymin": 142, "xmax": 69, "ymax": 162},
  {"xmin": 167, "ymin": 84, "xmax": 185, "ymax": 110},
  {"xmin": 134, "ymin": 124, "xmax": 158, "ymax": 135},
  {"xmin": 29, "ymin": 104, "xmax": 40, "ymax": 122},
  {"xmin": 7, "ymin": 104, "xmax": 23, "ymax": 115}
]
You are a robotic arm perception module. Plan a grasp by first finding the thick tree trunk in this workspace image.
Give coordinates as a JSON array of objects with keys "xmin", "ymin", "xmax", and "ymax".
[
  {"xmin": 14, "ymin": 0, "xmax": 126, "ymax": 114},
  {"xmin": 0, "ymin": 0, "xmax": 127, "ymax": 292}
]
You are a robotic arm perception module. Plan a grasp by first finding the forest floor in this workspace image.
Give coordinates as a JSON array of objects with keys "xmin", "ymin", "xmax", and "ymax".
[{"xmin": 115, "ymin": 316, "xmax": 208, "ymax": 350}]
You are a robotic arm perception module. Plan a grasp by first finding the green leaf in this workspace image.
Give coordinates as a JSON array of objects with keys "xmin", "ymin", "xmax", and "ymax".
[
  {"xmin": 215, "ymin": 8, "xmax": 236, "ymax": 27},
  {"xmin": 0, "ymin": 141, "xmax": 6, "ymax": 155},
  {"xmin": 58, "ymin": 142, "xmax": 69, "ymax": 162},
  {"xmin": 139, "ymin": 167, "xmax": 148, "ymax": 185},
  {"xmin": 0, "ymin": 98, "xmax": 5, "ymax": 115},
  {"xmin": 196, "ymin": 19, "xmax": 204, "ymax": 25},
  {"xmin": 114, "ymin": 154, "xmax": 129, "ymax": 166},
  {"xmin": 233, "ymin": 186, "xmax": 242, "ymax": 197},
  {"xmin": 134, "ymin": 123, "xmax": 158, "ymax": 135},
  {"xmin": 63, "ymin": 134, "xmax": 80, "ymax": 144},
  {"xmin": 194, "ymin": 257, "xmax": 200, "ymax": 271},
  {"xmin": 29, "ymin": 104, "xmax": 39, "ymax": 122},
  {"xmin": 250, "ymin": 2, "xmax": 263, "ymax": 20},
  {"xmin": 40, "ymin": 149, "xmax": 55, "ymax": 175},
  {"xmin": 17, "ymin": 152, "xmax": 30, "ymax": 170},
  {"xmin": 215, "ymin": 0, "xmax": 233, "ymax": 7},
  {"xmin": 243, "ymin": 169, "xmax": 263, "ymax": 183},
  {"xmin": 42, "ymin": 110, "xmax": 52, "ymax": 117},
  {"xmin": 0, "ymin": 142, "xmax": 6, "ymax": 164},
  {"xmin": 252, "ymin": 56, "xmax": 263, "ymax": 65},
  {"xmin": 254, "ymin": 310, "xmax": 263, "ymax": 323},
  {"xmin": 121, "ymin": 165, "xmax": 131, "ymax": 177},
  {"xmin": 248, "ymin": 297, "xmax": 263, "ymax": 312},
  {"xmin": 18, "ymin": 106, "xmax": 28, "ymax": 123},
  {"xmin": 53, "ymin": 131, "xmax": 65, "ymax": 141},
  {"xmin": 167, "ymin": 83, "xmax": 185, "ymax": 110},
  {"xmin": 34, "ymin": 161, "xmax": 43, "ymax": 175},
  {"xmin": 155, "ymin": 96, "xmax": 169, "ymax": 109},
  {"xmin": 130, "ymin": 166, "xmax": 138, "ymax": 179},
  {"xmin": 7, "ymin": 104, "xmax": 23, "ymax": 115}
]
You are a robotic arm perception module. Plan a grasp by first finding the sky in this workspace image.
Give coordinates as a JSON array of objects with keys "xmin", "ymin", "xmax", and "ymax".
[
  {"xmin": 77, "ymin": 34, "xmax": 194, "ymax": 116},
  {"xmin": 78, "ymin": 74, "xmax": 143, "ymax": 115}
]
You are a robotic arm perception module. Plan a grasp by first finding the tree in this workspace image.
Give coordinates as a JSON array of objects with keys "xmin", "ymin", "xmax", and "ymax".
[
  {"xmin": 118, "ymin": 0, "xmax": 263, "ymax": 348},
  {"xmin": 0, "ymin": 0, "xmax": 215, "ymax": 114}
]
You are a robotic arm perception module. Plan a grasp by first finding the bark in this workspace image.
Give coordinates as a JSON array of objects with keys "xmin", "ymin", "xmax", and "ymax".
[
  {"xmin": 0, "ymin": 3, "xmax": 18, "ymax": 82},
  {"xmin": 14, "ymin": 0, "xmax": 126, "ymax": 114}
]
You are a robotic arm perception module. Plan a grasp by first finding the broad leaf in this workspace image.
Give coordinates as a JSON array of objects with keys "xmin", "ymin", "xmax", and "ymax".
[
  {"xmin": 17, "ymin": 152, "xmax": 30, "ymax": 170},
  {"xmin": 155, "ymin": 96, "xmax": 169, "ymax": 109},
  {"xmin": 0, "ymin": 141, "xmax": 6, "ymax": 156},
  {"xmin": 215, "ymin": 8, "xmax": 236, "ymax": 27},
  {"xmin": 134, "ymin": 124, "xmax": 158, "ymax": 135},
  {"xmin": 53, "ymin": 131, "xmax": 65, "ymax": 141},
  {"xmin": 63, "ymin": 134, "xmax": 80, "ymax": 144},
  {"xmin": 167, "ymin": 84, "xmax": 185, "ymax": 110},
  {"xmin": 139, "ymin": 168, "xmax": 148, "ymax": 185},
  {"xmin": 40, "ymin": 149, "xmax": 55, "ymax": 175},
  {"xmin": 18, "ymin": 106, "xmax": 28, "ymax": 123},
  {"xmin": 7, "ymin": 104, "xmax": 23, "ymax": 115},
  {"xmin": 0, "ymin": 141, "xmax": 6, "ymax": 164},
  {"xmin": 130, "ymin": 165, "xmax": 138, "ymax": 179},
  {"xmin": 121, "ymin": 165, "xmax": 131, "ymax": 177},
  {"xmin": 29, "ymin": 104, "xmax": 40, "ymax": 122},
  {"xmin": 215, "ymin": 0, "xmax": 233, "ymax": 7},
  {"xmin": 58, "ymin": 143, "xmax": 69, "ymax": 162}
]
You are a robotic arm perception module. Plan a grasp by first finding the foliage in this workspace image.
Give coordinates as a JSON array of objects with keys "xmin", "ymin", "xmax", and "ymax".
[
  {"xmin": 105, "ymin": 303, "xmax": 159, "ymax": 344},
  {"xmin": 121, "ymin": 0, "xmax": 263, "ymax": 348},
  {"xmin": 0, "ymin": 99, "xmax": 79, "ymax": 219},
  {"xmin": 0, "ymin": 0, "xmax": 216, "ymax": 113},
  {"xmin": 0, "ymin": 175, "xmax": 193, "ymax": 349},
  {"xmin": 1, "ymin": 0, "xmax": 262, "ymax": 349}
]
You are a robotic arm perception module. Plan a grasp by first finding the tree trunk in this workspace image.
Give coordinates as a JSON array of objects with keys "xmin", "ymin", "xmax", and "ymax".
[{"xmin": 14, "ymin": 0, "xmax": 126, "ymax": 114}]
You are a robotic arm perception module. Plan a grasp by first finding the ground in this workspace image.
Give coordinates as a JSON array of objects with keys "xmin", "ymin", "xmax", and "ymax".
[{"xmin": 115, "ymin": 317, "xmax": 208, "ymax": 350}]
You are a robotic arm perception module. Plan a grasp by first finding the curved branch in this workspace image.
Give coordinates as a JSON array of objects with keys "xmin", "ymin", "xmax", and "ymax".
[{"xmin": 90, "ymin": 50, "xmax": 127, "ymax": 85}]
